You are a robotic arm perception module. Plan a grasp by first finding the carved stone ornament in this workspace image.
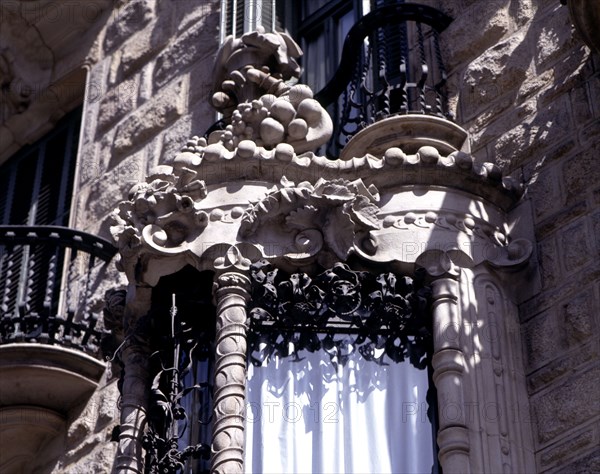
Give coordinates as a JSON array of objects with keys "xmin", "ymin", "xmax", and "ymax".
[
  {"xmin": 109, "ymin": 26, "xmax": 537, "ymax": 474},
  {"xmin": 0, "ymin": 51, "xmax": 34, "ymax": 120},
  {"xmin": 240, "ymin": 177, "xmax": 380, "ymax": 265},
  {"xmin": 209, "ymin": 27, "xmax": 333, "ymax": 154},
  {"xmin": 110, "ymin": 167, "xmax": 209, "ymax": 284},
  {"xmin": 211, "ymin": 27, "xmax": 302, "ymax": 115}
]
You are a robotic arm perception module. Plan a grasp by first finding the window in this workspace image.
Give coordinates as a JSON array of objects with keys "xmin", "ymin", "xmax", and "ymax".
[
  {"xmin": 143, "ymin": 267, "xmax": 216, "ymax": 474},
  {"xmin": 0, "ymin": 107, "xmax": 81, "ymax": 319},
  {"xmin": 286, "ymin": 0, "xmax": 451, "ymax": 156},
  {"xmin": 0, "ymin": 106, "xmax": 81, "ymax": 227},
  {"xmin": 244, "ymin": 262, "xmax": 439, "ymax": 473},
  {"xmin": 221, "ymin": 0, "xmax": 281, "ymax": 39},
  {"xmin": 293, "ymin": 0, "xmax": 365, "ymax": 93}
]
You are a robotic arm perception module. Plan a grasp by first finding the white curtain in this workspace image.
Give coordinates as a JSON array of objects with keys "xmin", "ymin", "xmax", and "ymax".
[{"xmin": 244, "ymin": 344, "xmax": 434, "ymax": 474}]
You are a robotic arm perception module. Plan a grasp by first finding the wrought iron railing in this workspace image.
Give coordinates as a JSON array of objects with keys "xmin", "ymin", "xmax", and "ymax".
[
  {"xmin": 0, "ymin": 225, "xmax": 117, "ymax": 358},
  {"xmin": 314, "ymin": 3, "xmax": 453, "ymax": 156}
]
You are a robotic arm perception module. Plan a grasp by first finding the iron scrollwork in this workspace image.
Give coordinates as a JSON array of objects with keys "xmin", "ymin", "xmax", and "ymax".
[
  {"xmin": 247, "ymin": 261, "xmax": 433, "ymax": 368},
  {"xmin": 143, "ymin": 294, "xmax": 214, "ymax": 474}
]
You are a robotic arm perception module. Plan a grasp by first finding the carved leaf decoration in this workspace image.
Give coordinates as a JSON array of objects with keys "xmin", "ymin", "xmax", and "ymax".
[
  {"xmin": 313, "ymin": 179, "xmax": 356, "ymax": 202},
  {"xmin": 286, "ymin": 205, "xmax": 319, "ymax": 230},
  {"xmin": 323, "ymin": 208, "xmax": 356, "ymax": 259},
  {"xmin": 348, "ymin": 195, "xmax": 380, "ymax": 230}
]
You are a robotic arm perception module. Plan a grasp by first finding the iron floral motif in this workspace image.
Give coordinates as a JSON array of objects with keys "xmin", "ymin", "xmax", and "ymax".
[{"xmin": 247, "ymin": 261, "xmax": 432, "ymax": 369}]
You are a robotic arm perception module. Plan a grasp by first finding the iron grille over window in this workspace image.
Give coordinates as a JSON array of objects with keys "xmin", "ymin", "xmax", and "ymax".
[
  {"xmin": 292, "ymin": 1, "xmax": 453, "ymax": 157},
  {"xmin": 221, "ymin": 0, "xmax": 281, "ymax": 39},
  {"xmin": 0, "ymin": 107, "xmax": 117, "ymax": 357},
  {"xmin": 143, "ymin": 268, "xmax": 216, "ymax": 474},
  {"xmin": 244, "ymin": 261, "xmax": 441, "ymax": 473}
]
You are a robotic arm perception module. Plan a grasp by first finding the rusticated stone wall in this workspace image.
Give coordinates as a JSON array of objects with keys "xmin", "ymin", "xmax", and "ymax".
[
  {"xmin": 74, "ymin": 0, "xmax": 220, "ymax": 240},
  {"xmin": 44, "ymin": 377, "xmax": 120, "ymax": 474},
  {"xmin": 421, "ymin": 1, "xmax": 599, "ymax": 472}
]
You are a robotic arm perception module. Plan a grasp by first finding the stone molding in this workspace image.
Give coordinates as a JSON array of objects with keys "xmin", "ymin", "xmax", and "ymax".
[
  {"xmin": 171, "ymin": 134, "xmax": 521, "ymax": 208},
  {"xmin": 110, "ymin": 167, "xmax": 531, "ymax": 286},
  {"xmin": 0, "ymin": 406, "xmax": 65, "ymax": 473}
]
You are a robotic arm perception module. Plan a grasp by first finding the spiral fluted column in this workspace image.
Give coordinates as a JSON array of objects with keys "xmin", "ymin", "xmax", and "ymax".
[
  {"xmin": 115, "ymin": 286, "xmax": 152, "ymax": 474},
  {"xmin": 210, "ymin": 247, "xmax": 252, "ymax": 474}
]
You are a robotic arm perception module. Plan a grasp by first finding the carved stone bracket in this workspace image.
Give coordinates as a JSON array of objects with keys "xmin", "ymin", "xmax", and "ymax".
[{"xmin": 110, "ymin": 166, "xmax": 209, "ymax": 285}]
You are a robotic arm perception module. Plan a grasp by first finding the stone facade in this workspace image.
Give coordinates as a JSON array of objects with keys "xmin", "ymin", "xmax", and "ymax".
[
  {"xmin": 430, "ymin": 1, "xmax": 600, "ymax": 472},
  {"xmin": 0, "ymin": 1, "xmax": 598, "ymax": 473}
]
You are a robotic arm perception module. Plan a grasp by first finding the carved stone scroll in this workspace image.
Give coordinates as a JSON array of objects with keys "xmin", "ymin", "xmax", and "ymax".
[{"xmin": 210, "ymin": 247, "xmax": 252, "ymax": 474}]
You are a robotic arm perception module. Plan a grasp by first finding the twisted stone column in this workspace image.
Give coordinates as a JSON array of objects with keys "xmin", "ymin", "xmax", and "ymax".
[
  {"xmin": 115, "ymin": 286, "xmax": 152, "ymax": 474},
  {"xmin": 210, "ymin": 247, "xmax": 251, "ymax": 474}
]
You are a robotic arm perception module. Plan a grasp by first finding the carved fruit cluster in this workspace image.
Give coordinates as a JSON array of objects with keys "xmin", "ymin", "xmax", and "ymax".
[{"xmin": 210, "ymin": 84, "xmax": 324, "ymax": 151}]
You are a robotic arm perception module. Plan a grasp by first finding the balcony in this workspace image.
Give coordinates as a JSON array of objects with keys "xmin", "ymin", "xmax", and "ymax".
[
  {"xmin": 0, "ymin": 225, "xmax": 117, "ymax": 473},
  {"xmin": 313, "ymin": 3, "xmax": 468, "ymax": 157},
  {"xmin": 0, "ymin": 225, "xmax": 117, "ymax": 357}
]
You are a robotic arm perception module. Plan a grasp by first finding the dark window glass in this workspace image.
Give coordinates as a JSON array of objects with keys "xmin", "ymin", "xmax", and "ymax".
[
  {"xmin": 0, "ymin": 106, "xmax": 80, "ymax": 226},
  {"xmin": 0, "ymin": 106, "xmax": 81, "ymax": 318}
]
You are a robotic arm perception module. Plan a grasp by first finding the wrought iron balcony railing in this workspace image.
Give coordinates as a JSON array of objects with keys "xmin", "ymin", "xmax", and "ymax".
[
  {"xmin": 314, "ymin": 3, "xmax": 453, "ymax": 156},
  {"xmin": 0, "ymin": 226, "xmax": 117, "ymax": 358}
]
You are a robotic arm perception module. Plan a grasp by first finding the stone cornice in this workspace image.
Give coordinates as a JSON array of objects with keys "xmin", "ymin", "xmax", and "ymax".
[{"xmin": 172, "ymin": 139, "xmax": 522, "ymax": 211}]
